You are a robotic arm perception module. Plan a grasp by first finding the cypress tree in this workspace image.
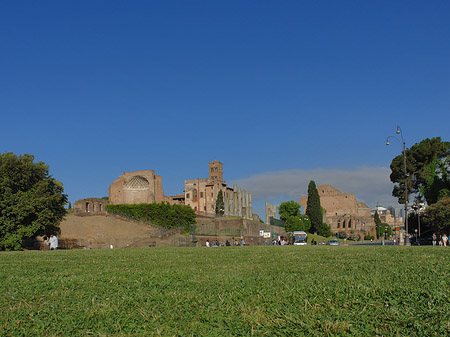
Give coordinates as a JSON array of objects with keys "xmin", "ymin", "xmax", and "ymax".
[
  {"xmin": 215, "ymin": 190, "xmax": 225, "ymax": 216},
  {"xmin": 306, "ymin": 180, "xmax": 322, "ymax": 234}
]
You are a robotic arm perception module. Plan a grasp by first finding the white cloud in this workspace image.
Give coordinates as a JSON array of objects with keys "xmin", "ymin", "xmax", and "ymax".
[{"xmin": 230, "ymin": 167, "xmax": 400, "ymax": 211}]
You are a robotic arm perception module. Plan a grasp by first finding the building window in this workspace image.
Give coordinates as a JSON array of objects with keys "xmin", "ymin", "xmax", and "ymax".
[
  {"xmin": 186, "ymin": 193, "xmax": 190, "ymax": 199},
  {"xmin": 348, "ymin": 220, "xmax": 352, "ymax": 228},
  {"xmin": 194, "ymin": 206, "xmax": 197, "ymax": 211},
  {"xmin": 343, "ymin": 220, "xmax": 346, "ymax": 228},
  {"xmin": 337, "ymin": 220, "xmax": 340, "ymax": 228},
  {"xmin": 211, "ymin": 193, "xmax": 213, "ymax": 197},
  {"xmin": 204, "ymin": 206, "xmax": 206, "ymax": 211},
  {"xmin": 193, "ymin": 189, "xmax": 198, "ymax": 202},
  {"xmin": 85, "ymin": 202, "xmax": 89, "ymax": 213},
  {"xmin": 200, "ymin": 192, "xmax": 204, "ymax": 198}
]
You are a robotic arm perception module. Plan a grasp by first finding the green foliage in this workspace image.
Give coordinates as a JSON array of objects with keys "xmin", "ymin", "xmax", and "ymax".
[
  {"xmin": 284, "ymin": 215, "xmax": 311, "ymax": 233},
  {"xmin": 419, "ymin": 157, "xmax": 450, "ymax": 205},
  {"xmin": 424, "ymin": 197, "xmax": 450, "ymax": 234},
  {"xmin": 306, "ymin": 180, "xmax": 322, "ymax": 234},
  {"xmin": 269, "ymin": 217, "xmax": 285, "ymax": 227},
  {"xmin": 278, "ymin": 201, "xmax": 300, "ymax": 221},
  {"xmin": 390, "ymin": 137, "xmax": 450, "ymax": 205},
  {"xmin": 376, "ymin": 223, "xmax": 392, "ymax": 239},
  {"xmin": 0, "ymin": 152, "xmax": 67, "ymax": 251},
  {"xmin": 215, "ymin": 190, "xmax": 225, "ymax": 216},
  {"xmin": 105, "ymin": 202, "xmax": 196, "ymax": 232},
  {"xmin": 1, "ymin": 247, "xmax": 450, "ymax": 336},
  {"xmin": 101, "ymin": 196, "xmax": 109, "ymax": 201},
  {"xmin": 317, "ymin": 222, "xmax": 332, "ymax": 237}
]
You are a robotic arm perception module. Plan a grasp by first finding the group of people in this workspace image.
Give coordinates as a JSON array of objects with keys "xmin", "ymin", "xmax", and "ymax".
[
  {"xmin": 272, "ymin": 238, "xmax": 287, "ymax": 245},
  {"xmin": 205, "ymin": 238, "xmax": 246, "ymax": 247},
  {"xmin": 432, "ymin": 233, "xmax": 448, "ymax": 246}
]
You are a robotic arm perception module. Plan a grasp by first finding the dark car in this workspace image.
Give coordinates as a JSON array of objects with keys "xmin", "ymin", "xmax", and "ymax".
[{"xmin": 411, "ymin": 237, "xmax": 433, "ymax": 246}]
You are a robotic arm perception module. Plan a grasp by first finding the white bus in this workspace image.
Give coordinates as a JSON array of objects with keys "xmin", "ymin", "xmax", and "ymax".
[{"xmin": 292, "ymin": 231, "xmax": 308, "ymax": 245}]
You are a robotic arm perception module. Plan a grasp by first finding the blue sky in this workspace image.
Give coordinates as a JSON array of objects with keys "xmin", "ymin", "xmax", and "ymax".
[{"xmin": 1, "ymin": 1, "xmax": 449, "ymax": 218}]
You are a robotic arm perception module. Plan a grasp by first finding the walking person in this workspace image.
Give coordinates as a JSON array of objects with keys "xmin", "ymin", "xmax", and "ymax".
[
  {"xmin": 432, "ymin": 233, "xmax": 437, "ymax": 246},
  {"xmin": 46, "ymin": 234, "xmax": 58, "ymax": 250},
  {"xmin": 443, "ymin": 234, "xmax": 448, "ymax": 247}
]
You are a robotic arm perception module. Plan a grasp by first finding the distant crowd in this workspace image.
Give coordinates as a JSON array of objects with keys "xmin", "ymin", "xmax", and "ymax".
[
  {"xmin": 433, "ymin": 233, "xmax": 448, "ymax": 246},
  {"xmin": 205, "ymin": 238, "xmax": 246, "ymax": 247}
]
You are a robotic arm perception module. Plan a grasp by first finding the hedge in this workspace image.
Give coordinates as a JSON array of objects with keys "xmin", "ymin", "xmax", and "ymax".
[{"xmin": 105, "ymin": 203, "xmax": 196, "ymax": 232}]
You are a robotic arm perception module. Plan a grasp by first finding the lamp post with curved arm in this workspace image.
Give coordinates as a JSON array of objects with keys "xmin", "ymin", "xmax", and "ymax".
[{"xmin": 386, "ymin": 125, "xmax": 410, "ymax": 246}]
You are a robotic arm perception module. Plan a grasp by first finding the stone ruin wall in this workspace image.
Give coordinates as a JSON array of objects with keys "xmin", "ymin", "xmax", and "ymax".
[
  {"xmin": 109, "ymin": 170, "xmax": 165, "ymax": 205},
  {"xmin": 265, "ymin": 201, "xmax": 277, "ymax": 225}
]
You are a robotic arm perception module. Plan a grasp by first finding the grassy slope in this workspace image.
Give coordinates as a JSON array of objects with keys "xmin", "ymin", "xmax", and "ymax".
[{"xmin": 1, "ymin": 246, "xmax": 449, "ymax": 336}]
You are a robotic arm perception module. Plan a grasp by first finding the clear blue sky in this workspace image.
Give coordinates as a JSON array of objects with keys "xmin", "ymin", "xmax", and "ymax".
[{"xmin": 1, "ymin": 1, "xmax": 449, "ymax": 217}]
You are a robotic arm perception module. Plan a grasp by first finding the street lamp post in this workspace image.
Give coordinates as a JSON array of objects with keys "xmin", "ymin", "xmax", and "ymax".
[{"xmin": 386, "ymin": 125, "xmax": 410, "ymax": 246}]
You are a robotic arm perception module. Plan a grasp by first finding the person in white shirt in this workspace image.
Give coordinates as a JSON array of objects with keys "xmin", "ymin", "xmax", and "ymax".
[
  {"xmin": 442, "ymin": 234, "xmax": 448, "ymax": 247},
  {"xmin": 46, "ymin": 234, "xmax": 58, "ymax": 250}
]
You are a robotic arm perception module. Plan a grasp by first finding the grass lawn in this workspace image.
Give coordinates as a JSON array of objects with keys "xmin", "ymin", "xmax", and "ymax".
[{"xmin": 1, "ymin": 246, "xmax": 449, "ymax": 336}]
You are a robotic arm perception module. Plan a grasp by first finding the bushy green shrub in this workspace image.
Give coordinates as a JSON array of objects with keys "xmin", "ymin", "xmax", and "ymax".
[{"xmin": 105, "ymin": 203, "xmax": 196, "ymax": 232}]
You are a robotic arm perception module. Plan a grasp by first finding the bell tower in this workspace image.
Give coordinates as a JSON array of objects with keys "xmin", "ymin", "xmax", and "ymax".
[{"xmin": 209, "ymin": 161, "xmax": 223, "ymax": 183}]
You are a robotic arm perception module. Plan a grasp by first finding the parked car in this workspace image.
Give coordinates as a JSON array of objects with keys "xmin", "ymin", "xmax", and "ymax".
[
  {"xmin": 327, "ymin": 239, "xmax": 339, "ymax": 246},
  {"xmin": 411, "ymin": 237, "xmax": 433, "ymax": 246}
]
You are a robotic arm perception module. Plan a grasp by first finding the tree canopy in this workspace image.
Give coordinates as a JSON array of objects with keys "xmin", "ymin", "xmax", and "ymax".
[
  {"xmin": 423, "ymin": 197, "xmax": 450, "ymax": 234},
  {"xmin": 389, "ymin": 137, "xmax": 450, "ymax": 205},
  {"xmin": 0, "ymin": 153, "xmax": 67, "ymax": 250},
  {"xmin": 278, "ymin": 201, "xmax": 300, "ymax": 221},
  {"xmin": 278, "ymin": 201, "xmax": 311, "ymax": 232},
  {"xmin": 306, "ymin": 180, "xmax": 322, "ymax": 234}
]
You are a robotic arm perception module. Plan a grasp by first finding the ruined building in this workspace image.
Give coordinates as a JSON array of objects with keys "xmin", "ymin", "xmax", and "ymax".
[
  {"xmin": 299, "ymin": 185, "xmax": 376, "ymax": 236},
  {"xmin": 184, "ymin": 161, "xmax": 253, "ymax": 219}
]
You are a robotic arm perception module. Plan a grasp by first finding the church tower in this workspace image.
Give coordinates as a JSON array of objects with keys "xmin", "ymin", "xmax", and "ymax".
[{"xmin": 209, "ymin": 161, "xmax": 223, "ymax": 183}]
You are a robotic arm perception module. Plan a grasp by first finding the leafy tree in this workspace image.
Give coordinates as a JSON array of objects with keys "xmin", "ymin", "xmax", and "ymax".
[
  {"xmin": 389, "ymin": 137, "xmax": 450, "ymax": 205},
  {"xmin": 423, "ymin": 197, "xmax": 450, "ymax": 234},
  {"xmin": 0, "ymin": 153, "xmax": 67, "ymax": 250},
  {"xmin": 419, "ymin": 157, "xmax": 450, "ymax": 205},
  {"xmin": 278, "ymin": 201, "xmax": 300, "ymax": 221},
  {"xmin": 306, "ymin": 180, "xmax": 322, "ymax": 234},
  {"xmin": 318, "ymin": 223, "xmax": 332, "ymax": 237},
  {"xmin": 284, "ymin": 215, "xmax": 311, "ymax": 233},
  {"xmin": 215, "ymin": 190, "xmax": 225, "ymax": 216}
]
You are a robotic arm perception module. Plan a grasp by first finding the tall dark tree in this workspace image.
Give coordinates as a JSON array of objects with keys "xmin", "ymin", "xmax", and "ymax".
[
  {"xmin": 215, "ymin": 190, "xmax": 225, "ymax": 216},
  {"xmin": 374, "ymin": 211, "xmax": 382, "ymax": 239},
  {"xmin": 390, "ymin": 137, "xmax": 450, "ymax": 205},
  {"xmin": 0, "ymin": 153, "xmax": 67, "ymax": 250},
  {"xmin": 306, "ymin": 180, "xmax": 322, "ymax": 234}
]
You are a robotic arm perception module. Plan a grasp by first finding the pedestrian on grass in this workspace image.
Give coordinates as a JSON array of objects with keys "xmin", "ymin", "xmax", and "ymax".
[
  {"xmin": 443, "ymin": 234, "xmax": 448, "ymax": 247},
  {"xmin": 432, "ymin": 233, "xmax": 437, "ymax": 246},
  {"xmin": 226, "ymin": 240, "xmax": 231, "ymax": 246},
  {"xmin": 206, "ymin": 240, "xmax": 210, "ymax": 247},
  {"xmin": 46, "ymin": 234, "xmax": 58, "ymax": 250}
]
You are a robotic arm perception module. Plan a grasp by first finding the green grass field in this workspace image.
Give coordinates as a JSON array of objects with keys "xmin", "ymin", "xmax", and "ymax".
[{"xmin": 1, "ymin": 246, "xmax": 449, "ymax": 336}]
